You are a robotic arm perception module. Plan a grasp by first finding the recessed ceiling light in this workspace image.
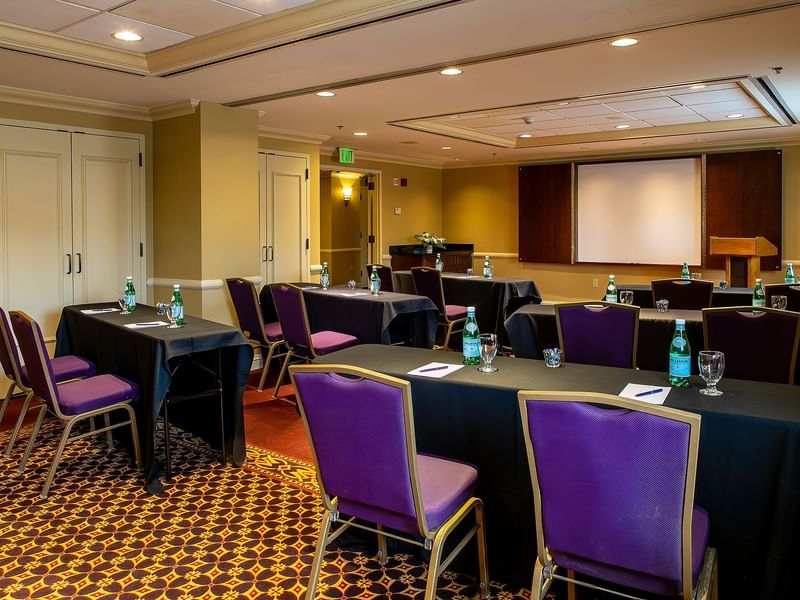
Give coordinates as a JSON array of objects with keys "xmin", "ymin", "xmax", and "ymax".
[
  {"xmin": 517, "ymin": 134, "xmax": 533, "ymax": 139},
  {"xmin": 690, "ymin": 84, "xmax": 707, "ymax": 90},
  {"xmin": 610, "ymin": 37, "xmax": 638, "ymax": 47},
  {"xmin": 441, "ymin": 146, "xmax": 452, "ymax": 150},
  {"xmin": 440, "ymin": 67, "xmax": 463, "ymax": 76},
  {"xmin": 353, "ymin": 131, "xmax": 368, "ymax": 136},
  {"xmin": 316, "ymin": 91, "xmax": 335, "ymax": 97},
  {"xmin": 113, "ymin": 31, "xmax": 142, "ymax": 42},
  {"xmin": 558, "ymin": 102, "xmax": 570, "ymax": 106},
  {"xmin": 615, "ymin": 124, "xmax": 631, "ymax": 129},
  {"xmin": 726, "ymin": 113, "xmax": 744, "ymax": 119}
]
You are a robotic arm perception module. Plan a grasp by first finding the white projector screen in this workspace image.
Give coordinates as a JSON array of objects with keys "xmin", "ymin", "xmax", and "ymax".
[{"xmin": 576, "ymin": 158, "xmax": 702, "ymax": 265}]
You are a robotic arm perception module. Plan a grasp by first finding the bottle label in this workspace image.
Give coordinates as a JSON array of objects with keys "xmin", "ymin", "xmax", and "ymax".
[
  {"xmin": 370, "ymin": 278, "xmax": 380, "ymax": 294},
  {"xmin": 483, "ymin": 266, "xmax": 491, "ymax": 278},
  {"xmin": 753, "ymin": 298, "xmax": 765, "ymax": 308},
  {"xmin": 605, "ymin": 293, "xmax": 617, "ymax": 302},
  {"xmin": 171, "ymin": 303, "xmax": 184, "ymax": 322},
  {"xmin": 669, "ymin": 353, "xmax": 691, "ymax": 377},
  {"xmin": 321, "ymin": 274, "xmax": 329, "ymax": 288},
  {"xmin": 463, "ymin": 338, "xmax": 480, "ymax": 358},
  {"xmin": 672, "ymin": 337, "xmax": 686, "ymax": 350}
]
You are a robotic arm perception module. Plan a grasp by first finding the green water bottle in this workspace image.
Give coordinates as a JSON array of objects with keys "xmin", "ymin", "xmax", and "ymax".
[
  {"xmin": 171, "ymin": 283, "xmax": 184, "ymax": 326},
  {"xmin": 369, "ymin": 265, "xmax": 381, "ymax": 295},
  {"xmin": 605, "ymin": 275, "xmax": 618, "ymax": 303},
  {"xmin": 752, "ymin": 278, "xmax": 765, "ymax": 307},
  {"xmin": 320, "ymin": 262, "xmax": 330, "ymax": 290},
  {"xmin": 462, "ymin": 306, "xmax": 480, "ymax": 366},
  {"xmin": 435, "ymin": 253, "xmax": 444, "ymax": 272},
  {"xmin": 785, "ymin": 263, "xmax": 796, "ymax": 284},
  {"xmin": 483, "ymin": 255, "xmax": 493, "ymax": 279},
  {"xmin": 668, "ymin": 318, "xmax": 691, "ymax": 387},
  {"xmin": 125, "ymin": 276, "xmax": 137, "ymax": 312},
  {"xmin": 681, "ymin": 262, "xmax": 690, "ymax": 280}
]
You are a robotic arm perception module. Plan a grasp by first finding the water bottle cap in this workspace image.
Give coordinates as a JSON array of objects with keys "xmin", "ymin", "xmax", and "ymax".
[
  {"xmin": 127, "ymin": 276, "xmax": 133, "ymax": 280},
  {"xmin": 467, "ymin": 305, "xmax": 476, "ymax": 313},
  {"xmin": 756, "ymin": 278, "xmax": 762, "ymax": 283},
  {"xmin": 173, "ymin": 283, "xmax": 180, "ymax": 289},
  {"xmin": 323, "ymin": 261, "xmax": 327, "ymax": 266},
  {"xmin": 609, "ymin": 274, "xmax": 615, "ymax": 279},
  {"xmin": 676, "ymin": 318, "xmax": 686, "ymax": 326}
]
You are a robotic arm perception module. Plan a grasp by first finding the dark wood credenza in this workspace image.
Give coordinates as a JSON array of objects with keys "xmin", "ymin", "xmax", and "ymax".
[{"xmin": 389, "ymin": 244, "xmax": 474, "ymax": 273}]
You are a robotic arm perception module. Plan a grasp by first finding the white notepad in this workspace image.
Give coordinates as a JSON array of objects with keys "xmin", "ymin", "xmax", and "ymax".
[
  {"xmin": 619, "ymin": 383, "xmax": 670, "ymax": 405},
  {"xmin": 81, "ymin": 307, "xmax": 120, "ymax": 315},
  {"xmin": 407, "ymin": 362, "xmax": 464, "ymax": 378},
  {"xmin": 124, "ymin": 321, "xmax": 168, "ymax": 329}
]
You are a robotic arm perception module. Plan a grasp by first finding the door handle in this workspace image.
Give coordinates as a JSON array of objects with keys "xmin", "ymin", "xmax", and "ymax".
[
  {"xmin": 66, "ymin": 253, "xmax": 72, "ymax": 275},
  {"xmin": 268, "ymin": 246, "xmax": 274, "ymax": 262},
  {"xmin": 76, "ymin": 253, "xmax": 82, "ymax": 274},
  {"xmin": 262, "ymin": 245, "xmax": 267, "ymax": 262}
]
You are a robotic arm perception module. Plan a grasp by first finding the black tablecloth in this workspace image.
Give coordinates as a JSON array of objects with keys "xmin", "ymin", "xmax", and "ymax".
[
  {"xmin": 611, "ymin": 283, "xmax": 753, "ymax": 308},
  {"xmin": 259, "ymin": 284, "xmax": 438, "ymax": 348},
  {"xmin": 505, "ymin": 304, "xmax": 705, "ymax": 373},
  {"xmin": 393, "ymin": 271, "xmax": 541, "ymax": 334},
  {"xmin": 316, "ymin": 344, "xmax": 800, "ymax": 599},
  {"xmin": 55, "ymin": 304, "xmax": 253, "ymax": 493}
]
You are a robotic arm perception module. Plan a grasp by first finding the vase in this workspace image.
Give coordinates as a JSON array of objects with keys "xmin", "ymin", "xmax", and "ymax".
[{"xmin": 425, "ymin": 244, "xmax": 433, "ymax": 254}]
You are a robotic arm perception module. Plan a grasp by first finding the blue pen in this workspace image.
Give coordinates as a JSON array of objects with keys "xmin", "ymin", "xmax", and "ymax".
[
  {"xmin": 419, "ymin": 365, "xmax": 449, "ymax": 372},
  {"xmin": 635, "ymin": 388, "xmax": 663, "ymax": 397}
]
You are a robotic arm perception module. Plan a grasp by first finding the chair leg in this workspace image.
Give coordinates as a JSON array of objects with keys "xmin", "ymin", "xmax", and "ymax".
[
  {"xmin": 4, "ymin": 391, "xmax": 34, "ymax": 458},
  {"xmin": 18, "ymin": 405, "xmax": 47, "ymax": 473},
  {"xmin": 123, "ymin": 404, "xmax": 142, "ymax": 470},
  {"xmin": 531, "ymin": 559, "xmax": 547, "ymax": 600},
  {"xmin": 0, "ymin": 381, "xmax": 14, "ymax": 427},
  {"xmin": 376, "ymin": 524, "xmax": 388, "ymax": 566},
  {"xmin": 163, "ymin": 398, "xmax": 173, "ymax": 481},
  {"xmin": 305, "ymin": 508, "xmax": 334, "ymax": 600},
  {"xmin": 442, "ymin": 321, "xmax": 454, "ymax": 350},
  {"xmin": 103, "ymin": 413, "xmax": 113, "ymax": 448},
  {"xmin": 272, "ymin": 349, "xmax": 293, "ymax": 400},
  {"xmin": 217, "ymin": 350, "xmax": 226, "ymax": 466},
  {"xmin": 474, "ymin": 500, "xmax": 490, "ymax": 599},
  {"xmin": 257, "ymin": 341, "xmax": 280, "ymax": 392},
  {"xmin": 567, "ymin": 569, "xmax": 577, "ymax": 600},
  {"xmin": 40, "ymin": 417, "xmax": 78, "ymax": 499}
]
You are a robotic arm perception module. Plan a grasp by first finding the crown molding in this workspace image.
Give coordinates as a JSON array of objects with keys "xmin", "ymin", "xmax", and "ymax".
[
  {"xmin": 0, "ymin": 22, "xmax": 148, "ymax": 74},
  {"xmin": 320, "ymin": 145, "xmax": 443, "ymax": 169},
  {"xmin": 0, "ymin": 84, "xmax": 150, "ymax": 121},
  {"xmin": 150, "ymin": 99, "xmax": 200, "ymax": 121},
  {"xmin": 259, "ymin": 126, "xmax": 330, "ymax": 145}
]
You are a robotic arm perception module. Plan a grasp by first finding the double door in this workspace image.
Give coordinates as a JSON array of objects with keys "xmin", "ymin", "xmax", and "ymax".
[{"xmin": 0, "ymin": 124, "xmax": 143, "ymax": 339}]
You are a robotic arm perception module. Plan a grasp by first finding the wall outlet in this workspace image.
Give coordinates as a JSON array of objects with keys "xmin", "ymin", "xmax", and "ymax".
[
  {"xmin": 592, "ymin": 278, "xmax": 598, "ymax": 288},
  {"xmin": 394, "ymin": 207, "xmax": 401, "ymax": 215}
]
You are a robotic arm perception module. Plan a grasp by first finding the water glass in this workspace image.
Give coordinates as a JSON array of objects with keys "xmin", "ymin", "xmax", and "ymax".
[
  {"xmin": 466, "ymin": 268, "xmax": 474, "ymax": 276},
  {"xmin": 719, "ymin": 280, "xmax": 728, "ymax": 289},
  {"xmin": 166, "ymin": 303, "xmax": 181, "ymax": 329},
  {"xmin": 698, "ymin": 350, "xmax": 725, "ymax": 396},
  {"xmin": 691, "ymin": 273, "xmax": 702, "ymax": 280},
  {"xmin": 656, "ymin": 299, "xmax": 669, "ymax": 312},
  {"xmin": 619, "ymin": 290, "xmax": 634, "ymax": 305},
  {"xmin": 771, "ymin": 295, "xmax": 788, "ymax": 310},
  {"xmin": 478, "ymin": 333, "xmax": 498, "ymax": 372},
  {"xmin": 118, "ymin": 297, "xmax": 129, "ymax": 315},
  {"xmin": 543, "ymin": 347, "xmax": 562, "ymax": 368}
]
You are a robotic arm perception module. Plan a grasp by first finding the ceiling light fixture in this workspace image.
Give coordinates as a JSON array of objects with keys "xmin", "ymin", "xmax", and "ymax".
[
  {"xmin": 518, "ymin": 134, "xmax": 533, "ymax": 139},
  {"xmin": 113, "ymin": 31, "xmax": 142, "ymax": 42},
  {"xmin": 690, "ymin": 84, "xmax": 707, "ymax": 90},
  {"xmin": 353, "ymin": 131, "xmax": 368, "ymax": 136},
  {"xmin": 615, "ymin": 124, "xmax": 631, "ymax": 129},
  {"xmin": 440, "ymin": 67, "xmax": 463, "ymax": 76},
  {"xmin": 610, "ymin": 37, "xmax": 638, "ymax": 47},
  {"xmin": 726, "ymin": 113, "xmax": 744, "ymax": 119},
  {"xmin": 316, "ymin": 91, "xmax": 335, "ymax": 97},
  {"xmin": 441, "ymin": 146, "xmax": 452, "ymax": 150}
]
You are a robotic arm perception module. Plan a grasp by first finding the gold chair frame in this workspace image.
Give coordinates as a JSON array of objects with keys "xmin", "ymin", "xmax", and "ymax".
[
  {"xmin": 554, "ymin": 301, "xmax": 640, "ymax": 368},
  {"xmin": 517, "ymin": 390, "xmax": 717, "ymax": 600},
  {"xmin": 290, "ymin": 364, "xmax": 490, "ymax": 600}
]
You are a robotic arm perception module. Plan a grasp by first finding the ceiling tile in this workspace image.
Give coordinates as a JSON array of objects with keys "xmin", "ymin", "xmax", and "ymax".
[
  {"xmin": 700, "ymin": 108, "xmax": 767, "ymax": 121},
  {"xmin": 549, "ymin": 103, "xmax": 619, "ymax": 118},
  {"xmin": 531, "ymin": 118, "xmax": 578, "ymax": 130},
  {"xmin": 0, "ymin": 0, "xmax": 96, "ymax": 31},
  {"xmin": 68, "ymin": 0, "xmax": 128, "ymax": 9},
  {"xmin": 692, "ymin": 100, "xmax": 761, "ymax": 116},
  {"xmin": 672, "ymin": 88, "xmax": 752, "ymax": 106},
  {"xmin": 478, "ymin": 123, "xmax": 533, "ymax": 134},
  {"xmin": 578, "ymin": 113, "xmax": 637, "ymax": 125},
  {"xmin": 646, "ymin": 115, "xmax": 708, "ymax": 126},
  {"xmin": 591, "ymin": 120, "xmax": 652, "ymax": 131},
  {"xmin": 113, "ymin": 0, "xmax": 259, "ymax": 37},
  {"xmin": 217, "ymin": 0, "xmax": 317, "ymax": 16},
  {"xmin": 544, "ymin": 125, "xmax": 600, "ymax": 135},
  {"xmin": 496, "ymin": 109, "xmax": 563, "ymax": 122},
  {"xmin": 58, "ymin": 12, "xmax": 192, "ymax": 52},
  {"xmin": 604, "ymin": 96, "xmax": 681, "ymax": 112},
  {"xmin": 625, "ymin": 106, "xmax": 698, "ymax": 119}
]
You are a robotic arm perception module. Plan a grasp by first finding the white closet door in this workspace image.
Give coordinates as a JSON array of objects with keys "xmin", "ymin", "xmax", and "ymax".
[
  {"xmin": 71, "ymin": 133, "xmax": 142, "ymax": 305},
  {"xmin": 0, "ymin": 125, "xmax": 72, "ymax": 337}
]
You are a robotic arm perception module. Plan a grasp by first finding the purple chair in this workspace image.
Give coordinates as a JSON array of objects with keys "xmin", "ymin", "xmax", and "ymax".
[
  {"xmin": 366, "ymin": 263, "xmax": 394, "ymax": 292},
  {"xmin": 269, "ymin": 283, "xmax": 358, "ymax": 399},
  {"xmin": 651, "ymin": 279, "xmax": 714, "ymax": 310},
  {"xmin": 10, "ymin": 311, "xmax": 141, "ymax": 499},
  {"xmin": 225, "ymin": 278, "xmax": 286, "ymax": 392},
  {"xmin": 703, "ymin": 306, "xmax": 800, "ymax": 383},
  {"xmin": 411, "ymin": 266, "xmax": 467, "ymax": 349},
  {"xmin": 518, "ymin": 390, "xmax": 717, "ymax": 600},
  {"xmin": 290, "ymin": 364, "xmax": 490, "ymax": 600},
  {"xmin": 0, "ymin": 305, "xmax": 96, "ymax": 459},
  {"xmin": 555, "ymin": 301, "xmax": 639, "ymax": 368},
  {"xmin": 765, "ymin": 283, "xmax": 800, "ymax": 312}
]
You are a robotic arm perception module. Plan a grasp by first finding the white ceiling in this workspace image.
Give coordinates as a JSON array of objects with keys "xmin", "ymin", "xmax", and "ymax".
[{"xmin": 0, "ymin": 0, "xmax": 798, "ymax": 166}]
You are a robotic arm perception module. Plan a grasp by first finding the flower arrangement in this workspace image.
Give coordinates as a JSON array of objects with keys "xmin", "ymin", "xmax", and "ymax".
[{"xmin": 413, "ymin": 232, "xmax": 446, "ymax": 249}]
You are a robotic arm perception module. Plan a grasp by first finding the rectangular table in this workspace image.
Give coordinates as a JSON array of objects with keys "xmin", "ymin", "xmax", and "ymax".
[
  {"xmin": 393, "ymin": 270, "xmax": 541, "ymax": 334},
  {"xmin": 316, "ymin": 344, "xmax": 800, "ymax": 599},
  {"xmin": 55, "ymin": 303, "xmax": 253, "ymax": 493},
  {"xmin": 612, "ymin": 283, "xmax": 753, "ymax": 308},
  {"xmin": 504, "ymin": 304, "xmax": 705, "ymax": 373},
  {"xmin": 260, "ymin": 284, "xmax": 438, "ymax": 348}
]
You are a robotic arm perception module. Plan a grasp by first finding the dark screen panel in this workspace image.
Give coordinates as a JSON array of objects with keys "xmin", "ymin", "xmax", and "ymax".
[{"xmin": 518, "ymin": 164, "xmax": 572, "ymax": 264}]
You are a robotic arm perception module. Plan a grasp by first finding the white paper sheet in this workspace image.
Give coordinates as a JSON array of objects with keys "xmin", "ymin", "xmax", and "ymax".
[
  {"xmin": 407, "ymin": 362, "xmax": 464, "ymax": 378},
  {"xmin": 80, "ymin": 307, "xmax": 120, "ymax": 314},
  {"xmin": 618, "ymin": 383, "xmax": 670, "ymax": 405},
  {"xmin": 124, "ymin": 321, "xmax": 168, "ymax": 329}
]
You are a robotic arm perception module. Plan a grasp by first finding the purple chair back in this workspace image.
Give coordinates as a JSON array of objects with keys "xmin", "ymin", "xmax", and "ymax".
[
  {"xmin": 291, "ymin": 366, "xmax": 422, "ymax": 533},
  {"xmin": 411, "ymin": 267, "xmax": 446, "ymax": 316},
  {"xmin": 9, "ymin": 311, "xmax": 60, "ymax": 413},
  {"xmin": 703, "ymin": 306, "xmax": 800, "ymax": 383},
  {"xmin": 366, "ymin": 264, "xmax": 394, "ymax": 292},
  {"xmin": 226, "ymin": 278, "xmax": 269, "ymax": 345},
  {"xmin": 519, "ymin": 392, "xmax": 701, "ymax": 596},
  {"xmin": 555, "ymin": 302, "xmax": 639, "ymax": 368},
  {"xmin": 765, "ymin": 283, "xmax": 800, "ymax": 312},
  {"xmin": 270, "ymin": 283, "xmax": 314, "ymax": 357},
  {"xmin": 651, "ymin": 279, "xmax": 713, "ymax": 310},
  {"xmin": 0, "ymin": 306, "xmax": 24, "ymax": 385}
]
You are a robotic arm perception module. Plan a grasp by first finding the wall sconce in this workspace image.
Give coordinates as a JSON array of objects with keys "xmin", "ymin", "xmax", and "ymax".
[{"xmin": 342, "ymin": 186, "xmax": 352, "ymax": 207}]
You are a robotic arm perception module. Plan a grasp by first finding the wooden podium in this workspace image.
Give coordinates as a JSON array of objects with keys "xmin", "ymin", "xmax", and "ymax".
[{"xmin": 709, "ymin": 236, "xmax": 778, "ymax": 287}]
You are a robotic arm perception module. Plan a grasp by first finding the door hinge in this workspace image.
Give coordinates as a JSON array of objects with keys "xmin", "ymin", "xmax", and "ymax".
[
  {"xmin": 139, "ymin": 242, "xmax": 143, "ymax": 257},
  {"xmin": 305, "ymin": 168, "xmax": 309, "ymax": 180},
  {"xmin": 138, "ymin": 152, "xmax": 143, "ymax": 167}
]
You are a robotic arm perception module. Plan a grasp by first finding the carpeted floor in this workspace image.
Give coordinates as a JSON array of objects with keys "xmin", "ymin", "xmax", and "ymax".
[{"xmin": 0, "ymin": 417, "xmax": 531, "ymax": 599}]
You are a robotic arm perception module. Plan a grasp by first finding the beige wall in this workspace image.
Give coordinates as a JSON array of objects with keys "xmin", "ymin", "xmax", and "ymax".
[{"xmin": 783, "ymin": 146, "xmax": 800, "ymax": 262}]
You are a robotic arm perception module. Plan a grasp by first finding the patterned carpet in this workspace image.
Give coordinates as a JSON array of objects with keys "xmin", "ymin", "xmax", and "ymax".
[{"xmin": 0, "ymin": 421, "xmax": 531, "ymax": 599}]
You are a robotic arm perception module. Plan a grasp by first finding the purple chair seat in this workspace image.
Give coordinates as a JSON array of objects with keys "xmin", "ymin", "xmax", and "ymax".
[
  {"xmin": 445, "ymin": 304, "xmax": 467, "ymax": 319},
  {"xmin": 57, "ymin": 374, "xmax": 139, "ymax": 416},
  {"xmin": 20, "ymin": 355, "xmax": 96, "ymax": 388},
  {"xmin": 265, "ymin": 321, "xmax": 282, "ymax": 341},
  {"xmin": 552, "ymin": 507, "xmax": 709, "ymax": 596},
  {"xmin": 310, "ymin": 330, "xmax": 360, "ymax": 355}
]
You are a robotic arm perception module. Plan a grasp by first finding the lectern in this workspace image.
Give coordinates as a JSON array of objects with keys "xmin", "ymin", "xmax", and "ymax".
[{"xmin": 709, "ymin": 236, "xmax": 778, "ymax": 288}]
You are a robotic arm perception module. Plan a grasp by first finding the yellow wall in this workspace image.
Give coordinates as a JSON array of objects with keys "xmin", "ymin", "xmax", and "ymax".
[{"xmin": 783, "ymin": 146, "xmax": 800, "ymax": 262}]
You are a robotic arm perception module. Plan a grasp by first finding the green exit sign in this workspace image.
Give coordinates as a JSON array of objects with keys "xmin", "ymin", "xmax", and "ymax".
[{"xmin": 338, "ymin": 147, "xmax": 355, "ymax": 164}]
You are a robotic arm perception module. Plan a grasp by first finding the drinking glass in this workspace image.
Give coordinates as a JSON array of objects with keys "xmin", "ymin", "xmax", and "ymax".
[
  {"xmin": 543, "ymin": 347, "xmax": 562, "ymax": 368},
  {"xmin": 619, "ymin": 290, "xmax": 634, "ymax": 305},
  {"xmin": 691, "ymin": 273, "xmax": 702, "ymax": 280},
  {"xmin": 698, "ymin": 350, "xmax": 725, "ymax": 396},
  {"xmin": 656, "ymin": 299, "xmax": 669, "ymax": 312},
  {"xmin": 466, "ymin": 268, "xmax": 474, "ymax": 276},
  {"xmin": 118, "ymin": 297, "xmax": 129, "ymax": 315},
  {"xmin": 771, "ymin": 295, "xmax": 788, "ymax": 310},
  {"xmin": 166, "ymin": 303, "xmax": 181, "ymax": 329},
  {"xmin": 478, "ymin": 333, "xmax": 498, "ymax": 372},
  {"xmin": 155, "ymin": 302, "xmax": 169, "ymax": 317}
]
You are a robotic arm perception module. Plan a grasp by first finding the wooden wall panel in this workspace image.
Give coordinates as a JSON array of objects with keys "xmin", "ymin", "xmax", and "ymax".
[
  {"xmin": 518, "ymin": 164, "xmax": 572, "ymax": 263},
  {"xmin": 705, "ymin": 150, "xmax": 782, "ymax": 271}
]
